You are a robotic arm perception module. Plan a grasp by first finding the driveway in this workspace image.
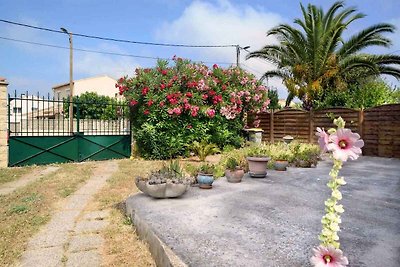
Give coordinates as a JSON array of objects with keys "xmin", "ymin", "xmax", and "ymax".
[{"xmin": 126, "ymin": 156, "xmax": 400, "ymax": 267}]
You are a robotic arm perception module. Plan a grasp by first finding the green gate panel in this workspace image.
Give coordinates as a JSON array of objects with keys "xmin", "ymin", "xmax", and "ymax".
[
  {"xmin": 9, "ymin": 134, "xmax": 131, "ymax": 167},
  {"xmin": 78, "ymin": 135, "xmax": 131, "ymax": 161},
  {"xmin": 8, "ymin": 136, "xmax": 78, "ymax": 167}
]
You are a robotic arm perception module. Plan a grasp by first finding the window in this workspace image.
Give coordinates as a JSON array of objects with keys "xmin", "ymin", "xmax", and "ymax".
[
  {"xmin": 13, "ymin": 107, "xmax": 22, "ymax": 113},
  {"xmin": 31, "ymin": 107, "xmax": 39, "ymax": 111}
]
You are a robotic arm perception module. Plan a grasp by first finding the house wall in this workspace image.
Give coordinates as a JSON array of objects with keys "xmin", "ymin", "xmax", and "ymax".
[
  {"xmin": 54, "ymin": 76, "xmax": 120, "ymax": 99},
  {"xmin": 0, "ymin": 79, "xmax": 8, "ymax": 167},
  {"xmin": 9, "ymin": 96, "xmax": 42, "ymax": 123}
]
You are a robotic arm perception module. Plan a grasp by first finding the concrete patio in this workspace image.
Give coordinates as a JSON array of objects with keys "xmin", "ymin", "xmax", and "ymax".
[{"xmin": 126, "ymin": 156, "xmax": 400, "ymax": 267}]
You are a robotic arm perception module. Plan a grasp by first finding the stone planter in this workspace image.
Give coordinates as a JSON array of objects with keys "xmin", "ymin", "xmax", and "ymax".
[
  {"xmin": 197, "ymin": 173, "xmax": 214, "ymax": 189},
  {"xmin": 246, "ymin": 156, "xmax": 270, "ymax": 178},
  {"xmin": 298, "ymin": 160, "xmax": 312, "ymax": 168},
  {"xmin": 135, "ymin": 178, "xmax": 188, "ymax": 198},
  {"xmin": 274, "ymin": 160, "xmax": 289, "ymax": 171},
  {"xmin": 225, "ymin": 168, "xmax": 245, "ymax": 183}
]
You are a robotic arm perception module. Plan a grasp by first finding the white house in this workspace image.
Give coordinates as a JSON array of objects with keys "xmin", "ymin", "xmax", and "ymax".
[
  {"xmin": 52, "ymin": 75, "xmax": 120, "ymax": 100},
  {"xmin": 9, "ymin": 94, "xmax": 42, "ymax": 123}
]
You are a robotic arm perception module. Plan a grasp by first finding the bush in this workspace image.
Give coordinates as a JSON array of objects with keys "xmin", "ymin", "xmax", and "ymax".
[{"xmin": 118, "ymin": 58, "xmax": 270, "ymax": 159}]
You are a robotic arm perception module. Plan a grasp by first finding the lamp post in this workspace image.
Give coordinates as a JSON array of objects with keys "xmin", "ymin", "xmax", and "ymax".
[
  {"xmin": 236, "ymin": 45, "xmax": 250, "ymax": 67},
  {"xmin": 60, "ymin": 27, "xmax": 74, "ymax": 133}
]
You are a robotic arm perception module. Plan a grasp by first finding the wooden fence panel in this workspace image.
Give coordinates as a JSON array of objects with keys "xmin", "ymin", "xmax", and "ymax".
[
  {"xmin": 363, "ymin": 104, "xmax": 400, "ymax": 158},
  {"xmin": 255, "ymin": 104, "xmax": 400, "ymax": 158},
  {"xmin": 274, "ymin": 109, "xmax": 310, "ymax": 142}
]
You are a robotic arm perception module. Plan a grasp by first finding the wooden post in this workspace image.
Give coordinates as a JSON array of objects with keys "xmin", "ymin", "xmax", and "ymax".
[
  {"xmin": 358, "ymin": 109, "xmax": 364, "ymax": 138},
  {"xmin": 270, "ymin": 111, "xmax": 274, "ymax": 143},
  {"xmin": 0, "ymin": 78, "xmax": 8, "ymax": 167},
  {"xmin": 309, "ymin": 110, "xmax": 314, "ymax": 143}
]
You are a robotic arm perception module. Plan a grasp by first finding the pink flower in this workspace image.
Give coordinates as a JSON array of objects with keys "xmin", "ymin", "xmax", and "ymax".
[
  {"xmin": 159, "ymin": 101, "xmax": 165, "ymax": 107},
  {"xmin": 206, "ymin": 109, "xmax": 215, "ymax": 118},
  {"xmin": 186, "ymin": 92, "xmax": 193, "ymax": 98},
  {"xmin": 141, "ymin": 87, "xmax": 149, "ymax": 95},
  {"xmin": 190, "ymin": 106, "xmax": 199, "ymax": 117},
  {"xmin": 161, "ymin": 69, "xmax": 168, "ymax": 75},
  {"xmin": 143, "ymin": 109, "xmax": 150, "ymax": 115},
  {"xmin": 129, "ymin": 99, "xmax": 138, "ymax": 106},
  {"xmin": 147, "ymin": 100, "xmax": 154, "ymax": 107},
  {"xmin": 310, "ymin": 245, "xmax": 349, "ymax": 267},
  {"xmin": 213, "ymin": 64, "xmax": 218, "ymax": 69},
  {"xmin": 316, "ymin": 127, "xmax": 329, "ymax": 153},
  {"xmin": 327, "ymin": 128, "xmax": 364, "ymax": 162}
]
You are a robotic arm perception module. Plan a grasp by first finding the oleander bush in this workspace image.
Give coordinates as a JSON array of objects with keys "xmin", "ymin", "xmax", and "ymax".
[{"xmin": 117, "ymin": 57, "xmax": 270, "ymax": 159}]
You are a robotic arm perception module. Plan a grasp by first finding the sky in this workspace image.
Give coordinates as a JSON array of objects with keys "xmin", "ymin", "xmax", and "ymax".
[{"xmin": 1, "ymin": 0, "xmax": 399, "ymax": 98}]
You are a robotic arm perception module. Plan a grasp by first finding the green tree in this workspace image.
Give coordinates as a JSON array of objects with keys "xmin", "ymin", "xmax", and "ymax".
[
  {"xmin": 267, "ymin": 88, "xmax": 281, "ymax": 110},
  {"xmin": 247, "ymin": 1, "xmax": 400, "ymax": 110}
]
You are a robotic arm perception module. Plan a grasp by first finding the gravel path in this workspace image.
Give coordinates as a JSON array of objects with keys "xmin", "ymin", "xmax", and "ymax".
[
  {"xmin": 0, "ymin": 166, "xmax": 59, "ymax": 195},
  {"xmin": 18, "ymin": 161, "xmax": 118, "ymax": 267}
]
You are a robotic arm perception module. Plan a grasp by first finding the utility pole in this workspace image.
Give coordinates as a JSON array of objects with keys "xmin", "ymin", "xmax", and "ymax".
[
  {"xmin": 61, "ymin": 27, "xmax": 74, "ymax": 133},
  {"xmin": 236, "ymin": 45, "xmax": 250, "ymax": 68}
]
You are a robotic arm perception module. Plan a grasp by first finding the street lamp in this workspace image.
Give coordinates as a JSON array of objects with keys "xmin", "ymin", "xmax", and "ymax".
[
  {"xmin": 60, "ymin": 27, "xmax": 74, "ymax": 133},
  {"xmin": 236, "ymin": 45, "xmax": 250, "ymax": 67}
]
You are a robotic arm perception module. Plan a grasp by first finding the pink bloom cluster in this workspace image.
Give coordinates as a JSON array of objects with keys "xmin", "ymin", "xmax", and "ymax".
[{"xmin": 316, "ymin": 127, "xmax": 364, "ymax": 161}]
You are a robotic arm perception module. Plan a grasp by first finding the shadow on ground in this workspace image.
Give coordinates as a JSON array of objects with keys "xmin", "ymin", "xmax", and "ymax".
[{"xmin": 126, "ymin": 156, "xmax": 400, "ymax": 267}]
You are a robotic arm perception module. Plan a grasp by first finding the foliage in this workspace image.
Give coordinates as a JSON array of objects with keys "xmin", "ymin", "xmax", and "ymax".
[
  {"xmin": 247, "ymin": 1, "xmax": 400, "ymax": 110},
  {"xmin": 270, "ymin": 142, "xmax": 294, "ymax": 161},
  {"xmin": 64, "ymin": 92, "xmax": 128, "ymax": 120},
  {"xmin": 290, "ymin": 142, "xmax": 320, "ymax": 166},
  {"xmin": 118, "ymin": 58, "xmax": 270, "ymax": 159},
  {"xmin": 190, "ymin": 140, "xmax": 220, "ymax": 161},
  {"xmin": 314, "ymin": 78, "xmax": 400, "ymax": 109},
  {"xmin": 197, "ymin": 163, "xmax": 216, "ymax": 175},
  {"xmin": 246, "ymin": 144, "xmax": 271, "ymax": 157},
  {"xmin": 267, "ymin": 88, "xmax": 281, "ymax": 110},
  {"xmin": 225, "ymin": 157, "xmax": 240, "ymax": 171}
]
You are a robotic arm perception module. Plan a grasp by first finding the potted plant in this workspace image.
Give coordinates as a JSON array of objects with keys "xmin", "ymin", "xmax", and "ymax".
[
  {"xmin": 197, "ymin": 163, "xmax": 215, "ymax": 189},
  {"xmin": 190, "ymin": 140, "xmax": 220, "ymax": 161},
  {"xmin": 294, "ymin": 145, "xmax": 319, "ymax": 168},
  {"xmin": 135, "ymin": 161, "xmax": 190, "ymax": 198},
  {"xmin": 246, "ymin": 146, "xmax": 271, "ymax": 178},
  {"xmin": 225, "ymin": 157, "xmax": 245, "ymax": 183},
  {"xmin": 272, "ymin": 149, "xmax": 293, "ymax": 171}
]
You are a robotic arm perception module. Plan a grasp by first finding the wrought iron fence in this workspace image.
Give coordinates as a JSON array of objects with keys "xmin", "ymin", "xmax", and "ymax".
[{"xmin": 8, "ymin": 91, "xmax": 130, "ymax": 136}]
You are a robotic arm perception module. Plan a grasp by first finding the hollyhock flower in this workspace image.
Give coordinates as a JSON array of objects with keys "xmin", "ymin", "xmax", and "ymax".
[
  {"xmin": 316, "ymin": 127, "xmax": 329, "ymax": 153},
  {"xmin": 206, "ymin": 109, "xmax": 216, "ymax": 118},
  {"xmin": 327, "ymin": 129, "xmax": 364, "ymax": 162},
  {"xmin": 310, "ymin": 245, "xmax": 348, "ymax": 267},
  {"xmin": 130, "ymin": 99, "xmax": 138, "ymax": 106},
  {"xmin": 143, "ymin": 109, "xmax": 150, "ymax": 115},
  {"xmin": 141, "ymin": 87, "xmax": 149, "ymax": 96}
]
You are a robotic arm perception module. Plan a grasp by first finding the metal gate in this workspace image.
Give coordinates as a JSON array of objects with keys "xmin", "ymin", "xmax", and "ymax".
[{"xmin": 8, "ymin": 92, "xmax": 131, "ymax": 167}]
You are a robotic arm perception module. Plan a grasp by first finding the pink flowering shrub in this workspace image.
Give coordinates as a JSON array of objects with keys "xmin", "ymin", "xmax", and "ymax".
[{"xmin": 117, "ymin": 57, "xmax": 269, "ymax": 159}]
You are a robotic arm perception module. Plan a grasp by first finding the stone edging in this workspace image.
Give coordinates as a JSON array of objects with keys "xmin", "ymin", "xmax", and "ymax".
[{"xmin": 125, "ymin": 195, "xmax": 187, "ymax": 267}]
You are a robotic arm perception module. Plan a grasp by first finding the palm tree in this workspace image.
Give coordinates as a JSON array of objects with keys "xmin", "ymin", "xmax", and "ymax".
[{"xmin": 247, "ymin": 1, "xmax": 400, "ymax": 109}]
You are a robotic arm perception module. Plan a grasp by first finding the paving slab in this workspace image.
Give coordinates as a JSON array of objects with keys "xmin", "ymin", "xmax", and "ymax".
[
  {"xmin": 66, "ymin": 250, "xmax": 101, "ymax": 267},
  {"xmin": 126, "ymin": 156, "xmax": 400, "ymax": 267},
  {"xmin": 68, "ymin": 234, "xmax": 103, "ymax": 252},
  {"xmin": 74, "ymin": 219, "xmax": 109, "ymax": 234},
  {"xmin": 19, "ymin": 246, "xmax": 64, "ymax": 267}
]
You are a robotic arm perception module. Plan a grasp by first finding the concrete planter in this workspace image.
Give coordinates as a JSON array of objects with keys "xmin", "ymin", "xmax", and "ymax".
[
  {"xmin": 225, "ymin": 169, "xmax": 244, "ymax": 183},
  {"xmin": 274, "ymin": 160, "xmax": 289, "ymax": 171},
  {"xmin": 135, "ymin": 179, "xmax": 188, "ymax": 198},
  {"xmin": 197, "ymin": 173, "xmax": 214, "ymax": 189},
  {"xmin": 247, "ymin": 156, "xmax": 270, "ymax": 178}
]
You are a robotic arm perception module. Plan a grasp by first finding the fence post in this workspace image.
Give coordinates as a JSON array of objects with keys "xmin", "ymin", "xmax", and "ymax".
[
  {"xmin": 270, "ymin": 111, "xmax": 274, "ymax": 143},
  {"xmin": 358, "ymin": 109, "xmax": 364, "ymax": 138},
  {"xmin": 309, "ymin": 110, "xmax": 314, "ymax": 143},
  {"xmin": 0, "ymin": 78, "xmax": 9, "ymax": 167}
]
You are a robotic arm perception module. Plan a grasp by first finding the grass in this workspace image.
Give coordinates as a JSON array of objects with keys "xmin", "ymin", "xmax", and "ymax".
[
  {"xmin": 0, "ymin": 162, "xmax": 95, "ymax": 266},
  {"xmin": 0, "ymin": 165, "xmax": 43, "ymax": 185},
  {"xmin": 91, "ymin": 159, "xmax": 161, "ymax": 267}
]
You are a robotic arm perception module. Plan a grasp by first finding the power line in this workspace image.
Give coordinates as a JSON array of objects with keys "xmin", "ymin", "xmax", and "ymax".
[
  {"xmin": 0, "ymin": 19, "xmax": 237, "ymax": 48},
  {"xmin": 0, "ymin": 36, "xmax": 235, "ymax": 65}
]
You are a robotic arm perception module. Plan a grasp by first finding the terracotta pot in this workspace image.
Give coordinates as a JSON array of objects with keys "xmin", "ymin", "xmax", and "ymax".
[
  {"xmin": 246, "ymin": 156, "xmax": 270, "ymax": 178},
  {"xmin": 197, "ymin": 173, "xmax": 214, "ymax": 189},
  {"xmin": 274, "ymin": 160, "xmax": 289, "ymax": 171},
  {"xmin": 225, "ymin": 169, "xmax": 244, "ymax": 183}
]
